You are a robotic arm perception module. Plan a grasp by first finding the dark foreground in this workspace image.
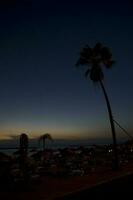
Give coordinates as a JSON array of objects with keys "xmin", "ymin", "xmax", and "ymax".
[
  {"xmin": 59, "ymin": 174, "xmax": 133, "ymax": 199},
  {"xmin": 1, "ymin": 172, "xmax": 133, "ymax": 200}
]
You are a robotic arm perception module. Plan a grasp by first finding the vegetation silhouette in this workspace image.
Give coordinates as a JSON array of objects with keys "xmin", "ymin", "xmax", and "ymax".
[
  {"xmin": 19, "ymin": 133, "xmax": 30, "ymax": 183},
  {"xmin": 39, "ymin": 133, "xmax": 52, "ymax": 151},
  {"xmin": 20, "ymin": 133, "xmax": 29, "ymax": 154},
  {"xmin": 76, "ymin": 42, "xmax": 118, "ymax": 170}
]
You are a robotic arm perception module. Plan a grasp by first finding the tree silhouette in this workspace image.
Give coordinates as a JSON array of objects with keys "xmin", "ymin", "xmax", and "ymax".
[
  {"xmin": 39, "ymin": 133, "xmax": 52, "ymax": 151},
  {"xmin": 20, "ymin": 133, "xmax": 29, "ymax": 154},
  {"xmin": 76, "ymin": 42, "xmax": 118, "ymax": 170},
  {"xmin": 19, "ymin": 133, "xmax": 29, "ymax": 181}
]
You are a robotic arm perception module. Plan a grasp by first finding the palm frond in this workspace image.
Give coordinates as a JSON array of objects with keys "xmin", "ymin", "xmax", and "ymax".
[
  {"xmin": 90, "ymin": 65, "xmax": 104, "ymax": 82},
  {"xmin": 101, "ymin": 47, "xmax": 112, "ymax": 60},
  {"xmin": 80, "ymin": 46, "xmax": 92, "ymax": 59},
  {"xmin": 85, "ymin": 69, "xmax": 90, "ymax": 78},
  {"xmin": 40, "ymin": 133, "xmax": 52, "ymax": 140},
  {"xmin": 104, "ymin": 60, "xmax": 116, "ymax": 68},
  {"xmin": 76, "ymin": 42, "xmax": 115, "ymax": 82},
  {"xmin": 76, "ymin": 58, "xmax": 88, "ymax": 67},
  {"xmin": 93, "ymin": 42, "xmax": 103, "ymax": 55}
]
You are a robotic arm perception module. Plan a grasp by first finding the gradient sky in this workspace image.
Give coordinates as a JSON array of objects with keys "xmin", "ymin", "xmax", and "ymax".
[{"xmin": 0, "ymin": 0, "xmax": 132, "ymax": 141}]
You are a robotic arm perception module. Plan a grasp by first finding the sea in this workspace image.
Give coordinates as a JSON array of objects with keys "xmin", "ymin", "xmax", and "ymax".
[{"xmin": 0, "ymin": 138, "xmax": 126, "ymax": 155}]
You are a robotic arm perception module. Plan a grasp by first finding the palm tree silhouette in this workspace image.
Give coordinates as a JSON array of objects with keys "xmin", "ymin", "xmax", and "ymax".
[
  {"xmin": 20, "ymin": 133, "xmax": 29, "ymax": 153},
  {"xmin": 39, "ymin": 133, "xmax": 52, "ymax": 151},
  {"xmin": 76, "ymin": 42, "xmax": 118, "ymax": 170},
  {"xmin": 19, "ymin": 133, "xmax": 29, "ymax": 181},
  {"xmin": 20, "ymin": 133, "xmax": 29, "ymax": 154}
]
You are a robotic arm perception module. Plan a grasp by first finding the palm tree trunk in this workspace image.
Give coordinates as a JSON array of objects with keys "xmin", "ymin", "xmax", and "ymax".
[{"xmin": 99, "ymin": 80, "xmax": 118, "ymax": 170}]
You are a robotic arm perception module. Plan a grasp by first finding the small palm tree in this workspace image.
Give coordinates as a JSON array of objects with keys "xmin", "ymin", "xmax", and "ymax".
[
  {"xmin": 76, "ymin": 42, "xmax": 118, "ymax": 170},
  {"xmin": 20, "ymin": 133, "xmax": 29, "ymax": 154},
  {"xmin": 19, "ymin": 133, "xmax": 29, "ymax": 181},
  {"xmin": 39, "ymin": 133, "xmax": 52, "ymax": 151}
]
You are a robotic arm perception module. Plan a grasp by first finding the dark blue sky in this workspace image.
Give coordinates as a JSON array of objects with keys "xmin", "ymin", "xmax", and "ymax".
[{"xmin": 0, "ymin": 0, "xmax": 132, "ymax": 141}]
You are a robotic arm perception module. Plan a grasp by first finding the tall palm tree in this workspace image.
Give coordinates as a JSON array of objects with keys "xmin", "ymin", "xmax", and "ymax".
[
  {"xmin": 76, "ymin": 42, "xmax": 118, "ymax": 170},
  {"xmin": 39, "ymin": 133, "xmax": 52, "ymax": 151}
]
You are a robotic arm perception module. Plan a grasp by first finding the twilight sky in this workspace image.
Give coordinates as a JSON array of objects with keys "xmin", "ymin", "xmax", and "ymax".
[{"xmin": 0, "ymin": 0, "xmax": 132, "ymax": 141}]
